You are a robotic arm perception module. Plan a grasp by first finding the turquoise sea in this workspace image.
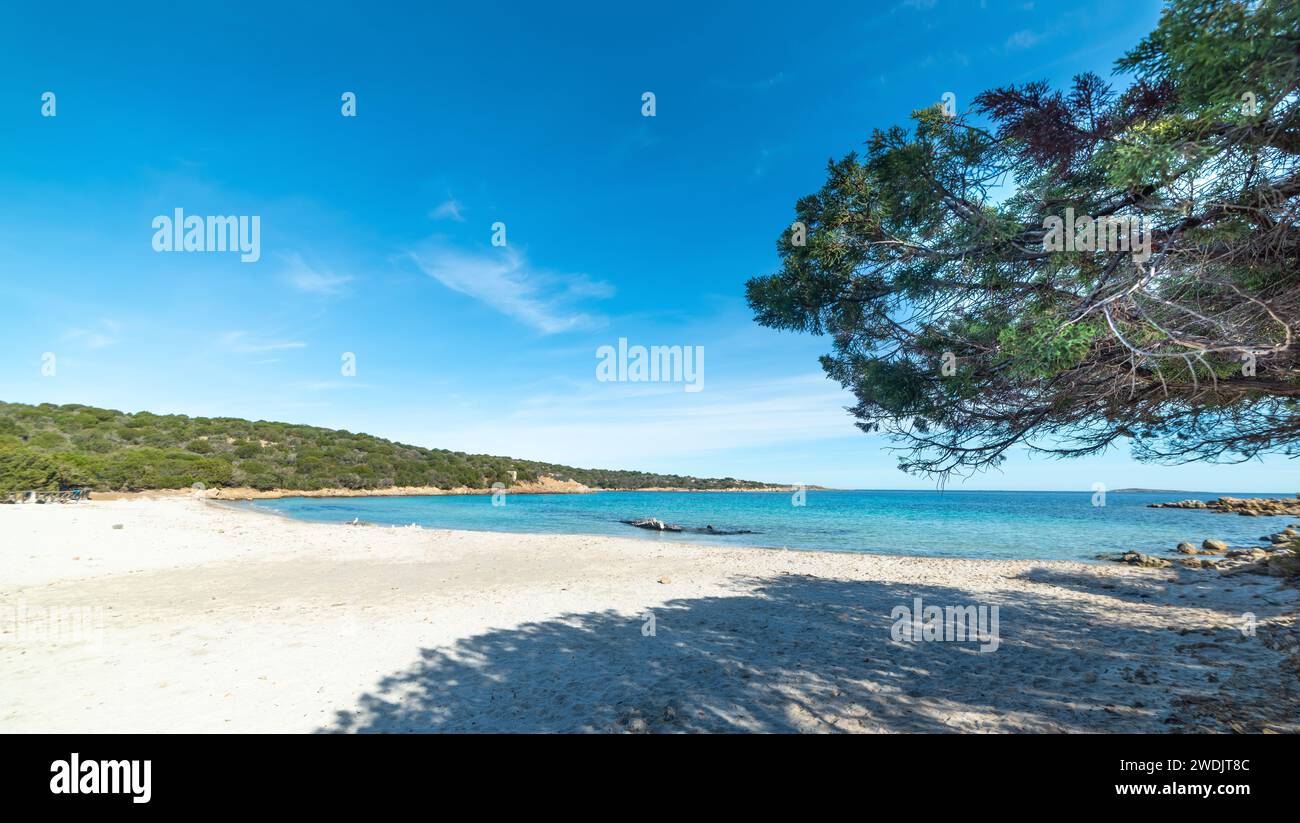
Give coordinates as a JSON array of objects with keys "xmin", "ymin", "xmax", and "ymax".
[{"xmin": 240, "ymin": 489, "xmax": 1298, "ymax": 562}]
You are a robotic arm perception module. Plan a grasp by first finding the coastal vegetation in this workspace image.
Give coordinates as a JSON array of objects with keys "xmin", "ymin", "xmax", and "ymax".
[
  {"xmin": 747, "ymin": 0, "xmax": 1299, "ymax": 478},
  {"xmin": 0, "ymin": 401, "xmax": 770, "ymax": 493}
]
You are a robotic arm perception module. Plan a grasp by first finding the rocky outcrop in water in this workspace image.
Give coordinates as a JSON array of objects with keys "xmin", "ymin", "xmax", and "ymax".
[
  {"xmin": 622, "ymin": 518, "xmax": 683, "ymax": 532},
  {"xmin": 1091, "ymin": 551, "xmax": 1174, "ymax": 568},
  {"xmin": 619, "ymin": 519, "xmax": 758, "ymax": 536},
  {"xmin": 1149, "ymin": 495, "xmax": 1300, "ymax": 516}
]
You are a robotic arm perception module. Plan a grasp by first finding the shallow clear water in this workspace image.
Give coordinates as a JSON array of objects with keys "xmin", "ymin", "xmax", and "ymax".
[{"xmin": 239, "ymin": 489, "xmax": 1298, "ymax": 562}]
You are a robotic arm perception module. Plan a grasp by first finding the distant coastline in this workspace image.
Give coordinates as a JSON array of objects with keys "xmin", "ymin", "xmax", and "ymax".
[
  {"xmin": 93, "ymin": 479, "xmax": 821, "ymax": 501},
  {"xmin": 87, "ymin": 485, "xmax": 1296, "ymax": 501},
  {"xmin": 1112, "ymin": 488, "xmax": 1194, "ymax": 494}
]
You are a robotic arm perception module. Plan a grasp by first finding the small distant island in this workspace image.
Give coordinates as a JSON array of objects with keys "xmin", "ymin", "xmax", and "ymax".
[{"xmin": 1112, "ymin": 488, "xmax": 1195, "ymax": 494}]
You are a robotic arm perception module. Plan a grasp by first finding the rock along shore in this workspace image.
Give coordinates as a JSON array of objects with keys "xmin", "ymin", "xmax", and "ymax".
[{"xmin": 1148, "ymin": 494, "xmax": 1300, "ymax": 517}]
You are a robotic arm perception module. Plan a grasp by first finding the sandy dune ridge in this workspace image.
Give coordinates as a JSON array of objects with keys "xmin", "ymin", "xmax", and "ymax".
[{"xmin": 1, "ymin": 497, "xmax": 1296, "ymax": 733}]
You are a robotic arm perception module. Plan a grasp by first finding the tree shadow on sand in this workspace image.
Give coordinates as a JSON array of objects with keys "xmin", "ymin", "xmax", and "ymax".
[{"xmin": 319, "ymin": 572, "xmax": 1278, "ymax": 733}]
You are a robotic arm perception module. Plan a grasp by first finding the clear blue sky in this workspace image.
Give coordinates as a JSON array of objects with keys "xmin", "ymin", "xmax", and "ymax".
[{"xmin": 0, "ymin": 0, "xmax": 1292, "ymax": 491}]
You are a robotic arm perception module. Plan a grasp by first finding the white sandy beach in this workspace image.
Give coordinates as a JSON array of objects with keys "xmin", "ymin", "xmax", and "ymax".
[{"xmin": 1, "ymin": 497, "xmax": 1296, "ymax": 733}]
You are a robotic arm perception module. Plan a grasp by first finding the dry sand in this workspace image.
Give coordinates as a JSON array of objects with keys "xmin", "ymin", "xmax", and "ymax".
[{"xmin": 1, "ymin": 497, "xmax": 1296, "ymax": 733}]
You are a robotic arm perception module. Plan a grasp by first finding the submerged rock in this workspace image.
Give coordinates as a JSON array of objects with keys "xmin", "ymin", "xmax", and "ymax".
[
  {"xmin": 686, "ymin": 524, "xmax": 758, "ymax": 536},
  {"xmin": 620, "ymin": 519, "xmax": 758, "ymax": 536},
  {"xmin": 621, "ymin": 518, "xmax": 683, "ymax": 532}
]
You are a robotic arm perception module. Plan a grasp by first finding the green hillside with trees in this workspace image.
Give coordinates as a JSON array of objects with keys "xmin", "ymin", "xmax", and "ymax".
[{"xmin": 0, "ymin": 401, "xmax": 770, "ymax": 493}]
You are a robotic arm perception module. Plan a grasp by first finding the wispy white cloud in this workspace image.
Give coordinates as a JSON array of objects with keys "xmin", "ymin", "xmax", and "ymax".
[
  {"xmin": 410, "ymin": 241, "xmax": 613, "ymax": 334},
  {"xmin": 415, "ymin": 373, "xmax": 861, "ymax": 469},
  {"xmin": 1004, "ymin": 29, "xmax": 1042, "ymax": 50},
  {"xmin": 281, "ymin": 252, "xmax": 352, "ymax": 295},
  {"xmin": 430, "ymin": 197, "xmax": 466, "ymax": 222},
  {"xmin": 62, "ymin": 320, "xmax": 120, "ymax": 349},
  {"xmin": 218, "ymin": 330, "xmax": 307, "ymax": 354}
]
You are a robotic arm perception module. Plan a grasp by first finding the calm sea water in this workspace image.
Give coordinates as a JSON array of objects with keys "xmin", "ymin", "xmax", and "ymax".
[{"xmin": 240, "ymin": 490, "xmax": 1298, "ymax": 562}]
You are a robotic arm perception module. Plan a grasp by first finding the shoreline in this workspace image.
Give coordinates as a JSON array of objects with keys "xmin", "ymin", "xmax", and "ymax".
[
  {"xmin": 72, "ymin": 486, "xmax": 1297, "ymax": 502},
  {"xmin": 2, "ymin": 497, "xmax": 1297, "ymax": 733},
  {"xmin": 222, "ymin": 492, "xmax": 1300, "ymax": 569},
  {"xmin": 90, "ymin": 483, "xmax": 812, "ymax": 502},
  {"xmin": 210, "ymin": 495, "xmax": 968, "ymax": 562},
  {"xmin": 214, "ymin": 496, "xmax": 960, "ymax": 562},
  {"xmin": 213, "ymin": 497, "xmax": 1126, "ymax": 566}
]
